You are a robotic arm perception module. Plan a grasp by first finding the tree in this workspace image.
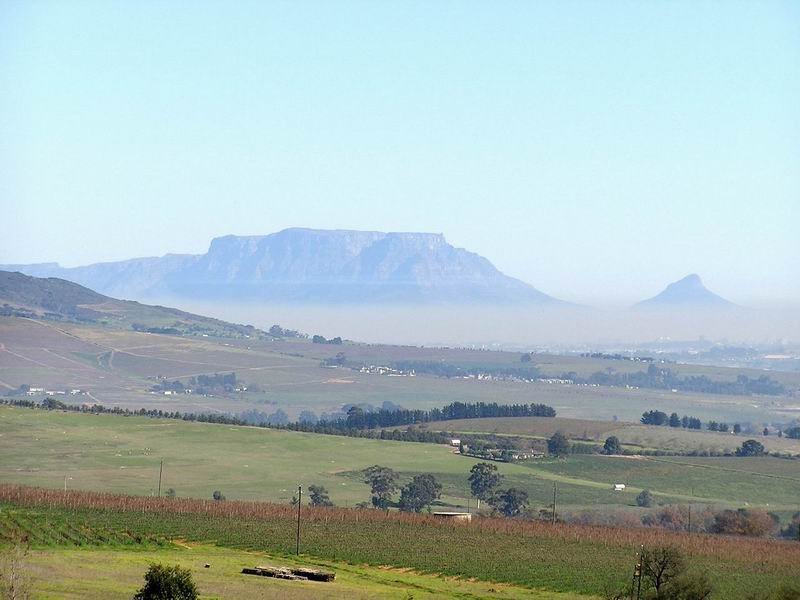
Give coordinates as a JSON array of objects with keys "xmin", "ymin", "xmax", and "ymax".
[
  {"xmin": 398, "ymin": 474, "xmax": 442, "ymax": 512},
  {"xmin": 468, "ymin": 462, "xmax": 502, "ymax": 508},
  {"xmin": 636, "ymin": 489, "xmax": 654, "ymax": 508},
  {"xmin": 641, "ymin": 410, "xmax": 668, "ymax": 426},
  {"xmin": 520, "ymin": 352, "xmax": 532, "ymax": 363},
  {"xmin": 547, "ymin": 432, "xmax": 570, "ymax": 457},
  {"xmin": 308, "ymin": 484, "xmax": 333, "ymax": 507},
  {"xmin": 603, "ymin": 436, "xmax": 622, "ymax": 455},
  {"xmin": 668, "ymin": 412, "xmax": 681, "ymax": 428},
  {"xmin": 489, "ymin": 488, "xmax": 529, "ymax": 517},
  {"xmin": 164, "ymin": 488, "xmax": 176, "ymax": 499},
  {"xmin": 659, "ymin": 572, "xmax": 713, "ymax": 600},
  {"xmin": 346, "ymin": 406, "xmax": 366, "ymax": 429},
  {"xmin": 363, "ymin": 465, "xmax": 399, "ymax": 509},
  {"xmin": 212, "ymin": 490, "xmax": 225, "ymax": 501},
  {"xmin": 733, "ymin": 424, "xmax": 742, "ymax": 434},
  {"xmin": 133, "ymin": 564, "xmax": 198, "ymax": 600},
  {"xmin": 736, "ymin": 439, "xmax": 765, "ymax": 457},
  {"xmin": 0, "ymin": 533, "xmax": 30, "ymax": 600},
  {"xmin": 763, "ymin": 427, "xmax": 770, "ymax": 436},
  {"xmin": 641, "ymin": 546, "xmax": 686, "ymax": 597},
  {"xmin": 607, "ymin": 546, "xmax": 712, "ymax": 600},
  {"xmin": 786, "ymin": 427, "xmax": 800, "ymax": 440}
]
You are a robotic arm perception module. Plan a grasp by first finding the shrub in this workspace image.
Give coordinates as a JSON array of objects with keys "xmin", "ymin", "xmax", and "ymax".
[
  {"xmin": 133, "ymin": 564, "xmax": 198, "ymax": 600},
  {"xmin": 736, "ymin": 440, "xmax": 765, "ymax": 457},
  {"xmin": 711, "ymin": 509, "xmax": 778, "ymax": 537},
  {"xmin": 603, "ymin": 436, "xmax": 622, "ymax": 455},
  {"xmin": 547, "ymin": 432, "xmax": 570, "ymax": 457},
  {"xmin": 636, "ymin": 489, "xmax": 654, "ymax": 508}
]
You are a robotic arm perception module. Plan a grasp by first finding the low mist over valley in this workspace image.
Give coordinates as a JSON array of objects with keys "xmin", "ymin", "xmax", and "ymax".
[{"xmin": 5, "ymin": 228, "xmax": 795, "ymax": 349}]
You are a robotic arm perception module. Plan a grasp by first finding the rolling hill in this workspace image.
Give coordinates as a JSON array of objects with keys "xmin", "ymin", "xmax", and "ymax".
[
  {"xmin": 0, "ymin": 269, "xmax": 266, "ymax": 339},
  {"xmin": 1, "ymin": 228, "xmax": 563, "ymax": 304}
]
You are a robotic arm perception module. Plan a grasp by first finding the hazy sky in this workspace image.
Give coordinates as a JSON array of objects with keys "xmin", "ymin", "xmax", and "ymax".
[{"xmin": 2, "ymin": 1, "xmax": 798, "ymax": 306}]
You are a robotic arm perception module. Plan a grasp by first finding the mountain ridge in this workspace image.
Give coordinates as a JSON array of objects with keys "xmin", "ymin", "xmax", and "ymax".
[{"xmin": 1, "ymin": 228, "xmax": 563, "ymax": 305}]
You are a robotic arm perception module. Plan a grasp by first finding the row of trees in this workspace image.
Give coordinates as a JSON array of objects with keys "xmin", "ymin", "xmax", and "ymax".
[
  {"xmin": 604, "ymin": 434, "xmax": 767, "ymax": 458},
  {"xmin": 640, "ymin": 410, "xmax": 702, "ymax": 429},
  {"xmin": 569, "ymin": 364, "xmax": 786, "ymax": 396},
  {"xmin": 640, "ymin": 409, "xmax": 794, "ymax": 439},
  {"xmin": 353, "ymin": 462, "xmax": 532, "ymax": 517},
  {"xmin": 392, "ymin": 360, "xmax": 541, "ymax": 381},
  {"xmin": 340, "ymin": 401, "xmax": 555, "ymax": 430},
  {"xmin": 312, "ymin": 334, "xmax": 343, "ymax": 345}
]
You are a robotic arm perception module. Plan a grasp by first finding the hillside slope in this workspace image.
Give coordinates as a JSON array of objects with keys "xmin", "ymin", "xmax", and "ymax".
[{"xmin": 0, "ymin": 270, "xmax": 265, "ymax": 338}]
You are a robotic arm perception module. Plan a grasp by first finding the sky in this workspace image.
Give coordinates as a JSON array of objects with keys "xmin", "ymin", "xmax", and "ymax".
[{"xmin": 1, "ymin": 1, "xmax": 798, "ymax": 307}]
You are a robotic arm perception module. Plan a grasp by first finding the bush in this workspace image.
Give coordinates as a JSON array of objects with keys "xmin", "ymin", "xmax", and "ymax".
[
  {"xmin": 603, "ymin": 436, "xmax": 622, "ymax": 455},
  {"xmin": 547, "ymin": 432, "xmax": 570, "ymax": 457},
  {"xmin": 711, "ymin": 509, "xmax": 778, "ymax": 537},
  {"xmin": 636, "ymin": 489, "xmax": 654, "ymax": 508},
  {"xmin": 736, "ymin": 439, "xmax": 766, "ymax": 457},
  {"xmin": 133, "ymin": 564, "xmax": 198, "ymax": 600}
]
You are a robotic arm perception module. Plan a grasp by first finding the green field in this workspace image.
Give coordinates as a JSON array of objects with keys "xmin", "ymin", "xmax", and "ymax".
[
  {"xmin": 418, "ymin": 416, "xmax": 800, "ymax": 456},
  {"xmin": 2, "ymin": 407, "xmax": 799, "ymax": 514},
  {"xmin": 3, "ymin": 542, "xmax": 581, "ymax": 600}
]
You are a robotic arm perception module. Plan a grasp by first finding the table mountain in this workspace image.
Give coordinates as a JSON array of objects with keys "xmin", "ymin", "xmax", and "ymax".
[{"xmin": 2, "ymin": 229, "xmax": 562, "ymax": 305}]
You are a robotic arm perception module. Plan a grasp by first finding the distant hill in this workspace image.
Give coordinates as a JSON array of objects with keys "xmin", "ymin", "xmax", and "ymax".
[
  {"xmin": 0, "ymin": 270, "xmax": 267, "ymax": 338},
  {"xmin": 1, "ymin": 229, "xmax": 563, "ymax": 305},
  {"xmin": 635, "ymin": 274, "xmax": 735, "ymax": 308}
]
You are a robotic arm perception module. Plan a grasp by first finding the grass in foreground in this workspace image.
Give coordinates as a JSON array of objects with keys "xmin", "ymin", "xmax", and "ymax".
[
  {"xmin": 9, "ymin": 544, "xmax": 588, "ymax": 600},
  {"xmin": 2, "ymin": 486, "xmax": 799, "ymax": 599}
]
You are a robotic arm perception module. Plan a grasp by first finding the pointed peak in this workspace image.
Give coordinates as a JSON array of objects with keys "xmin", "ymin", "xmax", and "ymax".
[{"xmin": 636, "ymin": 274, "xmax": 735, "ymax": 308}]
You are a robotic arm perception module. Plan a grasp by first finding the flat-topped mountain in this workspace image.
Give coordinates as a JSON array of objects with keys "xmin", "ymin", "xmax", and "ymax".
[
  {"xmin": 0, "ymin": 270, "xmax": 265, "ymax": 338},
  {"xmin": 635, "ymin": 274, "xmax": 735, "ymax": 308},
  {"xmin": 1, "ymin": 229, "xmax": 562, "ymax": 305}
]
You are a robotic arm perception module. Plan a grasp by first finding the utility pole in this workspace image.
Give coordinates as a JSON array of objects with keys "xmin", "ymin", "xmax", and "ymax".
[
  {"xmin": 157, "ymin": 459, "xmax": 163, "ymax": 498},
  {"xmin": 551, "ymin": 482, "xmax": 557, "ymax": 525},
  {"xmin": 630, "ymin": 545, "xmax": 643, "ymax": 600},
  {"xmin": 636, "ymin": 545, "xmax": 644, "ymax": 600},
  {"xmin": 295, "ymin": 485, "xmax": 302, "ymax": 555}
]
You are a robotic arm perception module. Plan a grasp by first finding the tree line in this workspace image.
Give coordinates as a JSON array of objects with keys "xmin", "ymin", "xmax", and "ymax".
[
  {"xmin": 382, "ymin": 359, "xmax": 786, "ymax": 397},
  {"xmin": 566, "ymin": 364, "xmax": 785, "ymax": 396}
]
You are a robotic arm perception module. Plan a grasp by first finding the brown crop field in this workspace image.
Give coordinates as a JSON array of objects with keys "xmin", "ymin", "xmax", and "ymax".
[{"xmin": 1, "ymin": 485, "xmax": 798, "ymax": 599}]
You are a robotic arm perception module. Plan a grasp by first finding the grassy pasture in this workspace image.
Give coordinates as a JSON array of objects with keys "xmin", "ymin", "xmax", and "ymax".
[
  {"xmin": 417, "ymin": 416, "xmax": 800, "ymax": 456},
  {"xmin": 2, "ymin": 407, "xmax": 799, "ymax": 513},
  {"xmin": 1, "ymin": 542, "xmax": 580, "ymax": 599}
]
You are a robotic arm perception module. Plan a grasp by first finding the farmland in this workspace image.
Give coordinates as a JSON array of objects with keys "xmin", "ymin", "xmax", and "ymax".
[
  {"xmin": 417, "ymin": 416, "xmax": 800, "ymax": 455},
  {"xmin": 1, "ymin": 486, "xmax": 799, "ymax": 599},
  {"xmin": 2, "ymin": 315, "xmax": 799, "ymax": 425},
  {"xmin": 1, "ymin": 406, "xmax": 799, "ymax": 513}
]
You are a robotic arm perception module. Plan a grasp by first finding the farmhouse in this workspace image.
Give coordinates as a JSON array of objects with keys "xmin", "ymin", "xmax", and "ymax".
[
  {"xmin": 613, "ymin": 484, "xmax": 626, "ymax": 491},
  {"xmin": 432, "ymin": 512, "xmax": 472, "ymax": 522}
]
